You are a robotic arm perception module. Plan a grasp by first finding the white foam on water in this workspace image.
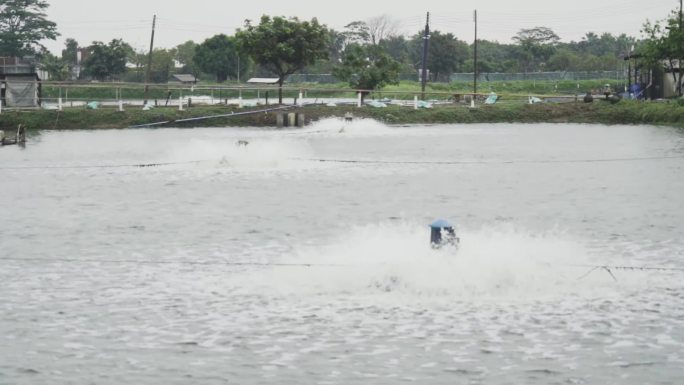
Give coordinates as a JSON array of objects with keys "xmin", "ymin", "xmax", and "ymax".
[
  {"xmin": 288, "ymin": 117, "xmax": 395, "ymax": 138},
  {"xmin": 161, "ymin": 136, "xmax": 318, "ymax": 172},
  {"xmin": 232, "ymin": 221, "xmax": 652, "ymax": 302}
]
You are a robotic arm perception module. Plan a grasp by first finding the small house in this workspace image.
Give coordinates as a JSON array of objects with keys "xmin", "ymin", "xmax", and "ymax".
[
  {"xmin": 246, "ymin": 78, "xmax": 281, "ymax": 85},
  {"xmin": 169, "ymin": 74, "xmax": 197, "ymax": 84},
  {"xmin": 0, "ymin": 57, "xmax": 41, "ymax": 107}
]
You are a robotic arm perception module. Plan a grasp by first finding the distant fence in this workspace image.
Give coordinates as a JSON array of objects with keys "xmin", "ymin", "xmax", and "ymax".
[
  {"xmin": 1, "ymin": 81, "xmax": 587, "ymax": 112},
  {"xmin": 287, "ymin": 71, "xmax": 625, "ymax": 84},
  {"xmin": 286, "ymin": 73, "xmax": 418, "ymax": 84},
  {"xmin": 450, "ymin": 71, "xmax": 624, "ymax": 82}
]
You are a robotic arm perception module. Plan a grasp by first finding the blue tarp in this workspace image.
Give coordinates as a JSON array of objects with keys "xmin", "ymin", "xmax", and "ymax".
[
  {"xmin": 430, "ymin": 219, "xmax": 453, "ymax": 228},
  {"xmin": 484, "ymin": 93, "xmax": 498, "ymax": 105}
]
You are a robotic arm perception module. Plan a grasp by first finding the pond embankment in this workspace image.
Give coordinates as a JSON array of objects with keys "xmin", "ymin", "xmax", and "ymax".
[{"xmin": 2, "ymin": 101, "xmax": 684, "ymax": 130}]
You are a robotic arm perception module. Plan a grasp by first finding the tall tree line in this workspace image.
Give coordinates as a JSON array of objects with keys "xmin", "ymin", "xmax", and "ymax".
[{"xmin": 2, "ymin": 0, "xmax": 676, "ymax": 89}]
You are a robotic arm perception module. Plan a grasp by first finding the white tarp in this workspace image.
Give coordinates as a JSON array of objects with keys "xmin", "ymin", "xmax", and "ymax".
[{"xmin": 6, "ymin": 78, "xmax": 38, "ymax": 107}]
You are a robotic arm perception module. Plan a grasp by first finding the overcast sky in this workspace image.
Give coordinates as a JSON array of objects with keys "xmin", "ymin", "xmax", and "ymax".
[{"xmin": 44, "ymin": 0, "xmax": 678, "ymax": 53}]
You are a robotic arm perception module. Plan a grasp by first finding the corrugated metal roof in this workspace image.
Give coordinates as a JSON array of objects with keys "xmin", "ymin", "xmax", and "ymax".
[
  {"xmin": 247, "ymin": 78, "xmax": 280, "ymax": 84},
  {"xmin": 171, "ymin": 74, "xmax": 197, "ymax": 83}
]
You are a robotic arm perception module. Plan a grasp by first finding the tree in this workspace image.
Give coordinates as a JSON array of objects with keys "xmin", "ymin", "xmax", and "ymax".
[
  {"xmin": 512, "ymin": 27, "xmax": 560, "ymax": 72},
  {"xmin": 380, "ymin": 35, "xmax": 410, "ymax": 63},
  {"xmin": 39, "ymin": 51, "xmax": 69, "ymax": 81},
  {"xmin": 148, "ymin": 48, "xmax": 176, "ymax": 83},
  {"xmin": 194, "ymin": 34, "xmax": 239, "ymax": 83},
  {"xmin": 366, "ymin": 15, "xmax": 399, "ymax": 45},
  {"xmin": 640, "ymin": 10, "xmax": 684, "ymax": 96},
  {"xmin": 82, "ymin": 39, "xmax": 133, "ymax": 81},
  {"xmin": 546, "ymin": 48, "xmax": 581, "ymax": 71},
  {"xmin": 411, "ymin": 30, "xmax": 469, "ymax": 81},
  {"xmin": 61, "ymin": 38, "xmax": 79, "ymax": 65},
  {"xmin": 468, "ymin": 40, "xmax": 519, "ymax": 73},
  {"xmin": 0, "ymin": 0, "xmax": 58, "ymax": 57},
  {"xmin": 342, "ymin": 20, "xmax": 371, "ymax": 46},
  {"xmin": 175, "ymin": 40, "xmax": 198, "ymax": 75},
  {"xmin": 235, "ymin": 16, "xmax": 329, "ymax": 103},
  {"xmin": 332, "ymin": 44, "xmax": 400, "ymax": 102}
]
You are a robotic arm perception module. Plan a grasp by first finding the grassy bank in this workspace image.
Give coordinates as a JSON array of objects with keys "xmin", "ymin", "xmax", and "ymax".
[
  {"xmin": 2, "ymin": 100, "xmax": 684, "ymax": 131},
  {"xmin": 39, "ymin": 79, "xmax": 620, "ymax": 103}
]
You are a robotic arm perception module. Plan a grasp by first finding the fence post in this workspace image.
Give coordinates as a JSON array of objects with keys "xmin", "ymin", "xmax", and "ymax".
[
  {"xmin": 414, "ymin": 95, "xmax": 418, "ymax": 109},
  {"xmin": 357, "ymin": 92, "xmax": 362, "ymax": 107},
  {"xmin": 179, "ymin": 96, "xmax": 183, "ymax": 111},
  {"xmin": 118, "ymin": 99, "xmax": 124, "ymax": 112},
  {"xmin": 239, "ymin": 89, "xmax": 243, "ymax": 108},
  {"xmin": 298, "ymin": 90, "xmax": 303, "ymax": 106},
  {"xmin": 58, "ymin": 97, "xmax": 63, "ymax": 111}
]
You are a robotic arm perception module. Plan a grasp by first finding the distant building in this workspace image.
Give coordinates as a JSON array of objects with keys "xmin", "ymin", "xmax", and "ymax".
[
  {"xmin": 169, "ymin": 74, "xmax": 198, "ymax": 84},
  {"xmin": 246, "ymin": 78, "xmax": 281, "ymax": 85},
  {"xmin": 0, "ymin": 57, "xmax": 41, "ymax": 107}
]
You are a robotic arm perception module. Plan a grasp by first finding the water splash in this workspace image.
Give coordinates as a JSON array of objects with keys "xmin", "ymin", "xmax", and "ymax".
[
  {"xmin": 234, "ymin": 221, "xmax": 648, "ymax": 301},
  {"xmin": 287, "ymin": 117, "xmax": 394, "ymax": 137}
]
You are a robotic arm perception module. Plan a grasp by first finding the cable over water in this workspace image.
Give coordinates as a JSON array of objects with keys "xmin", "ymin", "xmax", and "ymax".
[
  {"xmin": 2, "ymin": 257, "xmax": 682, "ymax": 276},
  {"xmin": 1, "ymin": 155, "xmax": 682, "ymax": 170}
]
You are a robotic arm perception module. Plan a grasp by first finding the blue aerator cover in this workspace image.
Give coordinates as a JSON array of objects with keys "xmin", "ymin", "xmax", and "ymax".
[{"xmin": 430, "ymin": 219, "xmax": 453, "ymax": 229}]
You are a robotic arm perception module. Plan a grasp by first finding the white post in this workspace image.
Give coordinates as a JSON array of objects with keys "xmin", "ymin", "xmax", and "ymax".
[
  {"xmin": 470, "ymin": 98, "xmax": 475, "ymax": 108},
  {"xmin": 118, "ymin": 99, "xmax": 124, "ymax": 112},
  {"xmin": 179, "ymin": 96, "xmax": 183, "ymax": 111},
  {"xmin": 0, "ymin": 98, "xmax": 2, "ymax": 115},
  {"xmin": 58, "ymin": 97, "xmax": 63, "ymax": 111},
  {"xmin": 357, "ymin": 92, "xmax": 362, "ymax": 107},
  {"xmin": 414, "ymin": 95, "xmax": 418, "ymax": 110},
  {"xmin": 239, "ymin": 89, "xmax": 243, "ymax": 108},
  {"xmin": 298, "ymin": 91, "xmax": 303, "ymax": 106}
]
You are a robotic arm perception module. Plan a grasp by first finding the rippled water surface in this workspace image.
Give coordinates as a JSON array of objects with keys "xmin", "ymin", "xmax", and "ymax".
[{"xmin": 1, "ymin": 120, "xmax": 683, "ymax": 384}]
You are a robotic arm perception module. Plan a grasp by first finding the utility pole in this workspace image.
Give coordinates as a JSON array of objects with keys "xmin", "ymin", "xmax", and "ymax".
[
  {"xmin": 420, "ymin": 12, "xmax": 430, "ymax": 100},
  {"xmin": 143, "ymin": 15, "xmax": 156, "ymax": 106},
  {"xmin": 677, "ymin": 0, "xmax": 684, "ymax": 96},
  {"xmin": 474, "ymin": 10, "xmax": 478, "ymax": 97}
]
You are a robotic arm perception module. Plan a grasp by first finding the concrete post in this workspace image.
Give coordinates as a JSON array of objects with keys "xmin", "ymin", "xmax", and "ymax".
[
  {"xmin": 287, "ymin": 113, "xmax": 296, "ymax": 127},
  {"xmin": 357, "ymin": 92, "xmax": 362, "ymax": 107},
  {"xmin": 179, "ymin": 96, "xmax": 184, "ymax": 111},
  {"xmin": 296, "ymin": 113, "xmax": 305, "ymax": 127},
  {"xmin": 58, "ymin": 97, "xmax": 63, "ymax": 111},
  {"xmin": 298, "ymin": 91, "xmax": 303, "ymax": 106},
  {"xmin": 414, "ymin": 95, "xmax": 418, "ymax": 110},
  {"xmin": 119, "ymin": 100, "xmax": 124, "ymax": 112},
  {"xmin": 276, "ymin": 113, "xmax": 285, "ymax": 128},
  {"xmin": 239, "ymin": 89, "xmax": 243, "ymax": 108}
]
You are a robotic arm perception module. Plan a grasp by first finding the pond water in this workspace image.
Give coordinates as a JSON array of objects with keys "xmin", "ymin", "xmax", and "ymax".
[{"xmin": 1, "ymin": 120, "xmax": 683, "ymax": 384}]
